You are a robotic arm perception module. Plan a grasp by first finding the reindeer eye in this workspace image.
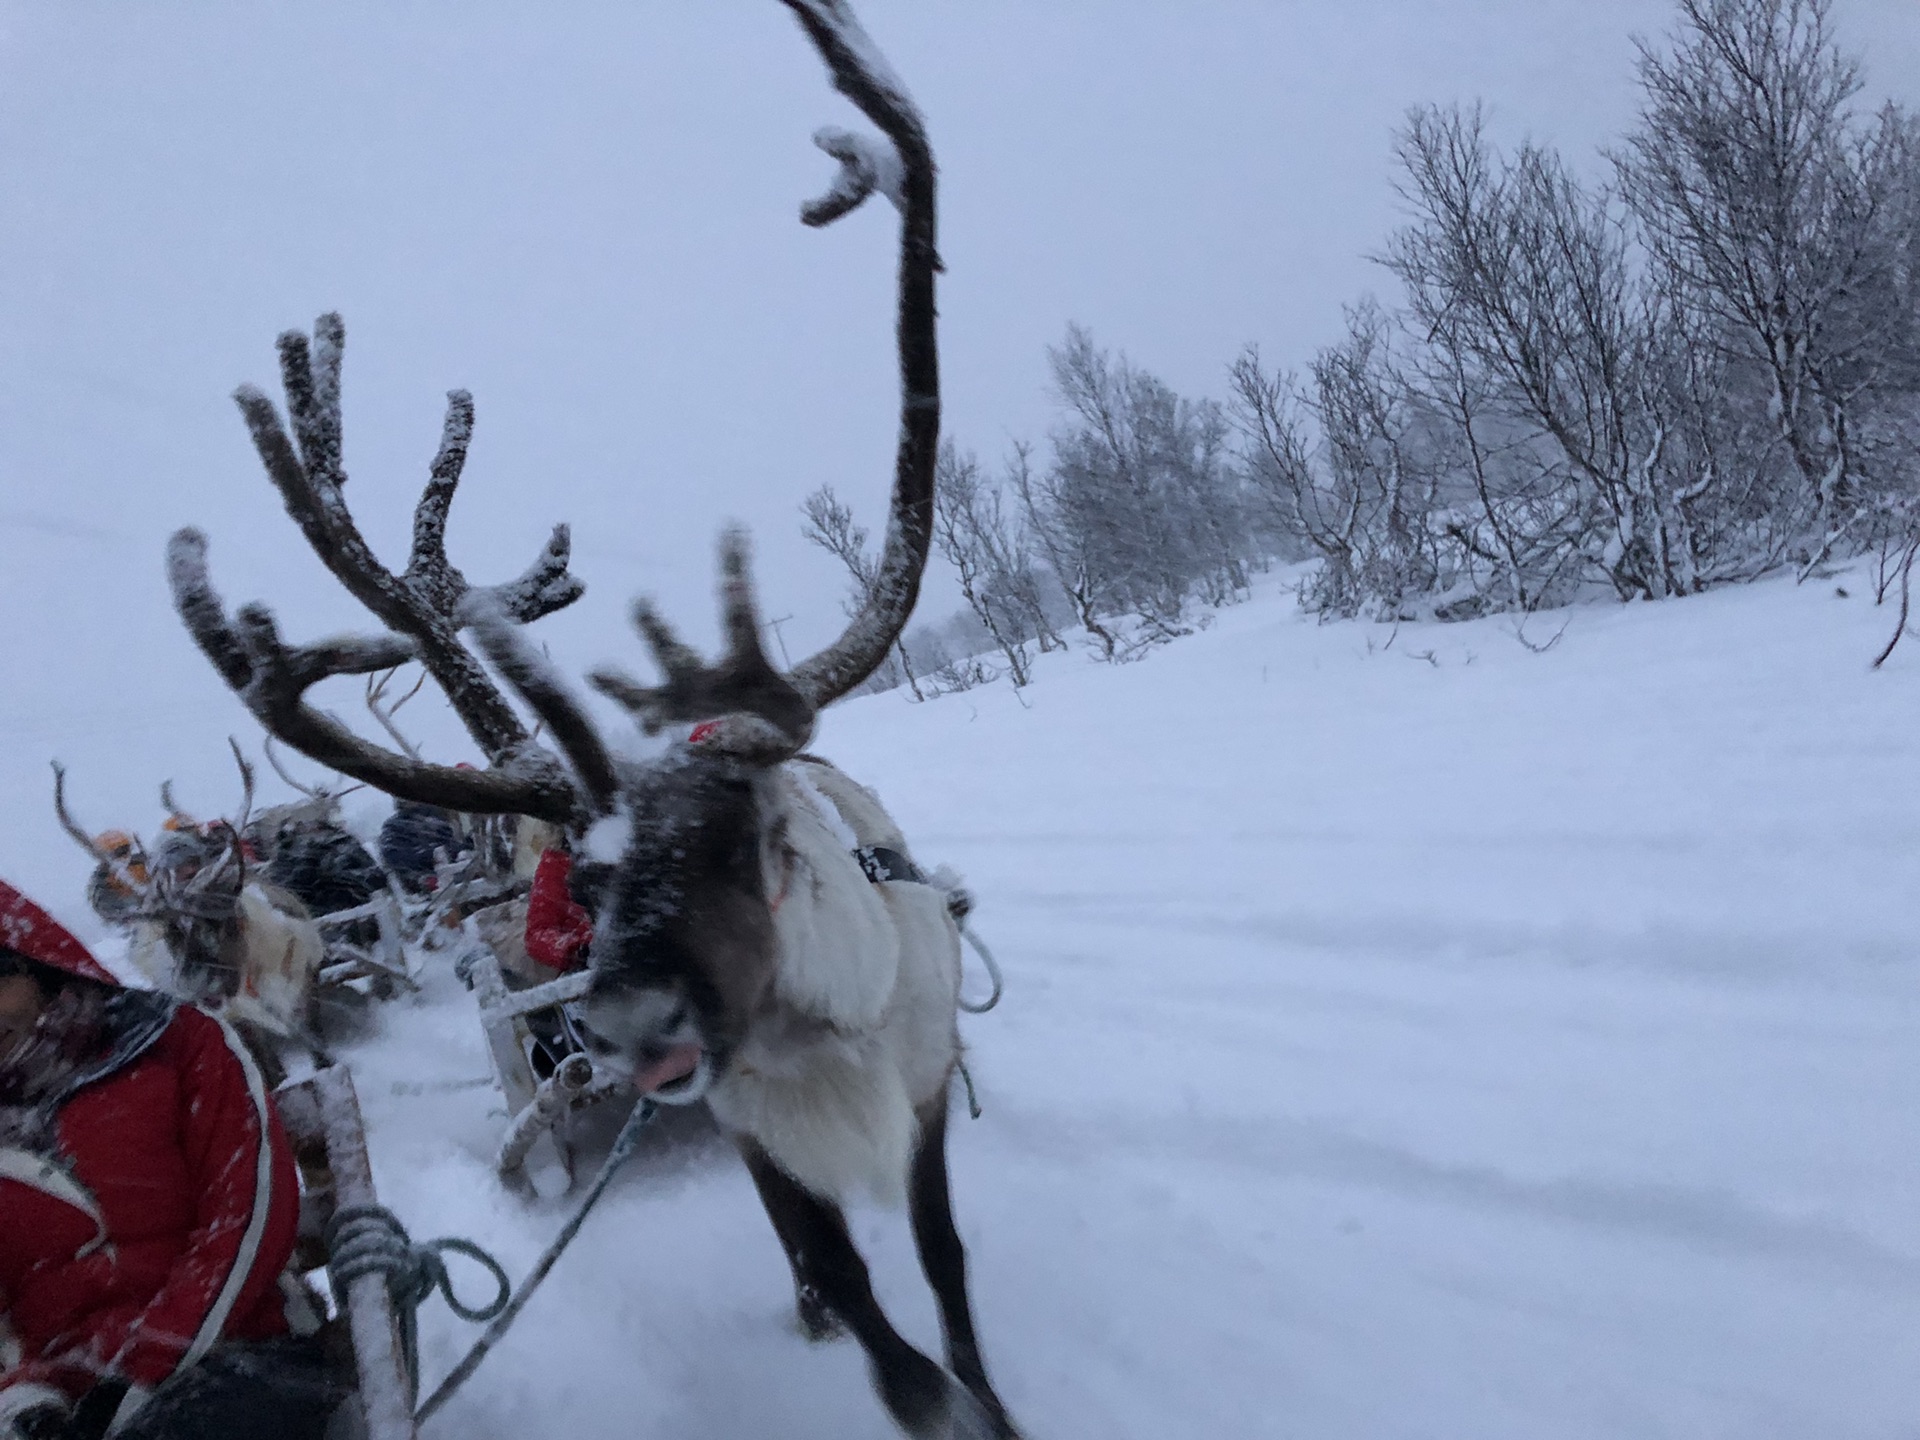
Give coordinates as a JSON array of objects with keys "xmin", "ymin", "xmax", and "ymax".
[{"xmin": 664, "ymin": 1001, "xmax": 690, "ymax": 1032}]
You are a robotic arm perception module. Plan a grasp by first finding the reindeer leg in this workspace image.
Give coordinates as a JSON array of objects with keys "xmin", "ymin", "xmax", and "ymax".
[
  {"xmin": 910, "ymin": 1091, "xmax": 1019, "ymax": 1438},
  {"xmin": 771, "ymin": 1209, "xmax": 844, "ymax": 1343},
  {"xmin": 739, "ymin": 1140, "xmax": 992, "ymax": 1440}
]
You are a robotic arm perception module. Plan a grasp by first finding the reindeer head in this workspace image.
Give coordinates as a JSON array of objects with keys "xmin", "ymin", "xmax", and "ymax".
[
  {"xmin": 53, "ymin": 744, "xmax": 258, "ymax": 996},
  {"xmin": 464, "ymin": 533, "xmax": 826, "ymax": 1103},
  {"xmin": 569, "ymin": 748, "xmax": 787, "ymax": 1103},
  {"xmin": 164, "ymin": 0, "xmax": 939, "ymax": 1100}
]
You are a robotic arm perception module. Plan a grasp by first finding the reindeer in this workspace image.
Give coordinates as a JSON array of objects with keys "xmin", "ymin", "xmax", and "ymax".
[
  {"xmin": 53, "ymin": 747, "xmax": 329, "ymax": 1073},
  {"xmin": 253, "ymin": 735, "xmax": 360, "ymax": 848},
  {"xmin": 162, "ymin": 6, "xmax": 1018, "ymax": 1435}
]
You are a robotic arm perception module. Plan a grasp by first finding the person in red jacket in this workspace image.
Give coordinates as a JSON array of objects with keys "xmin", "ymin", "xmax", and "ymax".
[
  {"xmin": 0, "ymin": 881, "xmax": 340, "ymax": 1440},
  {"xmin": 523, "ymin": 843, "xmax": 594, "ymax": 972}
]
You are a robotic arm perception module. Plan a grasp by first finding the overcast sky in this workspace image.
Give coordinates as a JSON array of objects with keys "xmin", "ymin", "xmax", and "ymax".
[{"xmin": 2, "ymin": 0, "xmax": 1916, "ymax": 907}]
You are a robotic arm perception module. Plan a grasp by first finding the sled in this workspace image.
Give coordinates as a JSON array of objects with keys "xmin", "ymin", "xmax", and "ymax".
[
  {"xmin": 312, "ymin": 890, "xmax": 417, "ymax": 996},
  {"xmin": 276, "ymin": 1067, "xmax": 419, "ymax": 1440},
  {"xmin": 460, "ymin": 941, "xmax": 610, "ymax": 1196}
]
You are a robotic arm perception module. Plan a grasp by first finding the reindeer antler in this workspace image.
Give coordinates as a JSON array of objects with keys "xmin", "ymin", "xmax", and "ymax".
[
  {"xmin": 226, "ymin": 736, "xmax": 257, "ymax": 841},
  {"xmin": 169, "ymin": 1, "xmax": 937, "ymax": 815},
  {"xmin": 52, "ymin": 762, "xmax": 117, "ymax": 866},
  {"xmin": 586, "ymin": 530, "xmax": 816, "ymax": 761},
  {"xmin": 777, "ymin": 0, "xmax": 940, "ymax": 710},
  {"xmin": 169, "ymin": 319, "xmax": 585, "ymax": 823},
  {"xmin": 561, "ymin": 0, "xmax": 942, "ymax": 753},
  {"xmin": 52, "ymin": 762, "xmax": 153, "ymax": 902},
  {"xmin": 158, "ymin": 779, "xmax": 194, "ymax": 830},
  {"xmin": 364, "ymin": 666, "xmax": 428, "ymax": 761}
]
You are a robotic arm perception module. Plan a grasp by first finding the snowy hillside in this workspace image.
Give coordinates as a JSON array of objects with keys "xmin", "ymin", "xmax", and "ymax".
[{"xmin": 330, "ymin": 572, "xmax": 1916, "ymax": 1440}]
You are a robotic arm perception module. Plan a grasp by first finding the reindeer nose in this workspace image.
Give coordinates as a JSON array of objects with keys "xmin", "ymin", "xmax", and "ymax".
[{"xmin": 633, "ymin": 1042, "xmax": 702, "ymax": 1095}]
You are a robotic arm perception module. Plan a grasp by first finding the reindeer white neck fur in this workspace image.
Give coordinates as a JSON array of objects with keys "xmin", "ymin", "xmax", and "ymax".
[{"xmin": 706, "ymin": 760, "xmax": 961, "ymax": 1206}]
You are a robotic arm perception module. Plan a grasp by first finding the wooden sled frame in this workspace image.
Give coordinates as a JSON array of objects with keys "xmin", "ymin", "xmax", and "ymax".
[
  {"xmin": 276, "ymin": 1067, "xmax": 417, "ymax": 1440},
  {"xmin": 313, "ymin": 890, "xmax": 415, "ymax": 995},
  {"xmin": 463, "ymin": 946, "xmax": 612, "ymax": 1194}
]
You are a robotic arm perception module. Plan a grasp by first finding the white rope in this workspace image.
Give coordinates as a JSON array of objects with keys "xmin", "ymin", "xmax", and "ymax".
[
  {"xmin": 957, "ymin": 925, "xmax": 1003, "ymax": 1015},
  {"xmin": 414, "ymin": 1097, "xmax": 657, "ymax": 1425}
]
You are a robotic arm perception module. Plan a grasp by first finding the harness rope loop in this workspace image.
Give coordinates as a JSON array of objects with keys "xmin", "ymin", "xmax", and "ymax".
[{"xmin": 324, "ymin": 1204, "xmax": 511, "ymax": 1408}]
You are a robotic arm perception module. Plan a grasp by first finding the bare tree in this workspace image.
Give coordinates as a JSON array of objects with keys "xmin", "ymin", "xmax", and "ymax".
[
  {"xmin": 1385, "ymin": 104, "xmax": 1701, "ymax": 602},
  {"xmin": 1225, "ymin": 0, "xmax": 1916, "ymax": 626},
  {"xmin": 1616, "ymin": 0, "xmax": 1920, "ymax": 567},
  {"xmin": 802, "ymin": 484, "xmax": 925, "ymax": 699},
  {"xmin": 933, "ymin": 443, "xmax": 1065, "ymax": 686},
  {"xmin": 1045, "ymin": 325, "xmax": 1252, "ymax": 633},
  {"xmin": 1006, "ymin": 438, "xmax": 1120, "ymax": 659},
  {"xmin": 988, "ymin": 444, "xmax": 1068, "ymax": 653}
]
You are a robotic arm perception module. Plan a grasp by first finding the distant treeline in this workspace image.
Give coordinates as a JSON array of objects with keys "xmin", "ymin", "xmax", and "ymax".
[{"xmin": 810, "ymin": 0, "xmax": 1920, "ymax": 692}]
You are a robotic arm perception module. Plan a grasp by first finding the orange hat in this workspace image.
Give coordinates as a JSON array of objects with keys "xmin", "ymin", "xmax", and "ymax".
[{"xmin": 94, "ymin": 829, "xmax": 136, "ymax": 855}]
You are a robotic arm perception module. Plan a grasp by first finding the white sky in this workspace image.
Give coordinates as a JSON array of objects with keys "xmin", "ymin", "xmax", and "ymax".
[{"xmin": 1, "ymin": 0, "xmax": 1916, "ymax": 869}]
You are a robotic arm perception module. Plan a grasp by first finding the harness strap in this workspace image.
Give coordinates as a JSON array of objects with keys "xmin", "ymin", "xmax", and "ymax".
[
  {"xmin": 852, "ymin": 845, "xmax": 923, "ymax": 885},
  {"xmin": 851, "ymin": 846, "xmax": 1001, "ymax": 1017}
]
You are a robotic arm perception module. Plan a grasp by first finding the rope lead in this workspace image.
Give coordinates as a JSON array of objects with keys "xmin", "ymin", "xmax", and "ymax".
[
  {"xmin": 322, "ymin": 1096, "xmax": 656, "ymax": 1427},
  {"xmin": 413, "ymin": 1097, "xmax": 658, "ymax": 1424},
  {"xmin": 957, "ymin": 925, "xmax": 1004, "ymax": 1015},
  {"xmin": 324, "ymin": 1205, "xmax": 512, "ymax": 1409}
]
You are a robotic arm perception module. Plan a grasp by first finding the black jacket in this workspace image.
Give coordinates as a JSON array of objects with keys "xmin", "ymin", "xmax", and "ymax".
[
  {"xmin": 266, "ymin": 824, "xmax": 386, "ymax": 917},
  {"xmin": 377, "ymin": 804, "xmax": 470, "ymax": 893}
]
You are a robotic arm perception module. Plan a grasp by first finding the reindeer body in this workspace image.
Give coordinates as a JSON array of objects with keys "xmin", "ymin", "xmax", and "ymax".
[
  {"xmin": 707, "ymin": 759, "xmax": 962, "ymax": 1206},
  {"xmin": 127, "ymin": 880, "xmax": 325, "ymax": 1044},
  {"xmin": 226, "ymin": 883, "xmax": 328, "ymax": 1039},
  {"xmin": 577, "ymin": 751, "xmax": 1007, "ymax": 1439}
]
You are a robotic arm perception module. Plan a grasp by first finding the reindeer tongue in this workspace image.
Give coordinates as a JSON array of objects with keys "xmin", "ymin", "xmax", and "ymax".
[{"xmin": 633, "ymin": 1043, "xmax": 703, "ymax": 1094}]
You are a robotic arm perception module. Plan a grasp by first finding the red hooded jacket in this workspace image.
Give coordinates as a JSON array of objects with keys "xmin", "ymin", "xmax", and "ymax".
[
  {"xmin": 0, "ymin": 881, "xmax": 302, "ymax": 1418},
  {"xmin": 524, "ymin": 849, "xmax": 593, "ymax": 971}
]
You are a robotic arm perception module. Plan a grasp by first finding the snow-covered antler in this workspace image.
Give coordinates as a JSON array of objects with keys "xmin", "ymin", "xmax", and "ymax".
[
  {"xmin": 586, "ymin": 529, "xmax": 817, "ymax": 762},
  {"xmin": 170, "ymin": 0, "xmax": 938, "ymax": 812},
  {"xmin": 802, "ymin": 127, "xmax": 905, "ymax": 227},
  {"xmin": 760, "ymin": 1, "xmax": 942, "ymax": 711},
  {"xmin": 168, "ymin": 315, "xmax": 584, "ymax": 824},
  {"xmin": 51, "ymin": 763, "xmax": 124, "ymax": 869},
  {"xmin": 482, "ymin": 0, "xmax": 941, "ymax": 770}
]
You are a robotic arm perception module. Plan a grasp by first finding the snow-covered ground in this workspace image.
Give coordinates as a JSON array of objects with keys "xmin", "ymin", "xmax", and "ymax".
[{"xmin": 321, "ymin": 570, "xmax": 1920, "ymax": 1440}]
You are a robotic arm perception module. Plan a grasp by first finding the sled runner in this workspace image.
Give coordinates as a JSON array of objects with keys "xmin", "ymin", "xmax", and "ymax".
[
  {"xmin": 275, "ymin": 1067, "xmax": 420, "ymax": 1440},
  {"xmin": 312, "ymin": 890, "xmax": 415, "ymax": 997}
]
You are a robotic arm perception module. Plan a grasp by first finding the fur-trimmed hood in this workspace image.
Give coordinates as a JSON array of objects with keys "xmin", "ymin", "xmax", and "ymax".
[{"xmin": 0, "ymin": 881, "xmax": 117, "ymax": 985}]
